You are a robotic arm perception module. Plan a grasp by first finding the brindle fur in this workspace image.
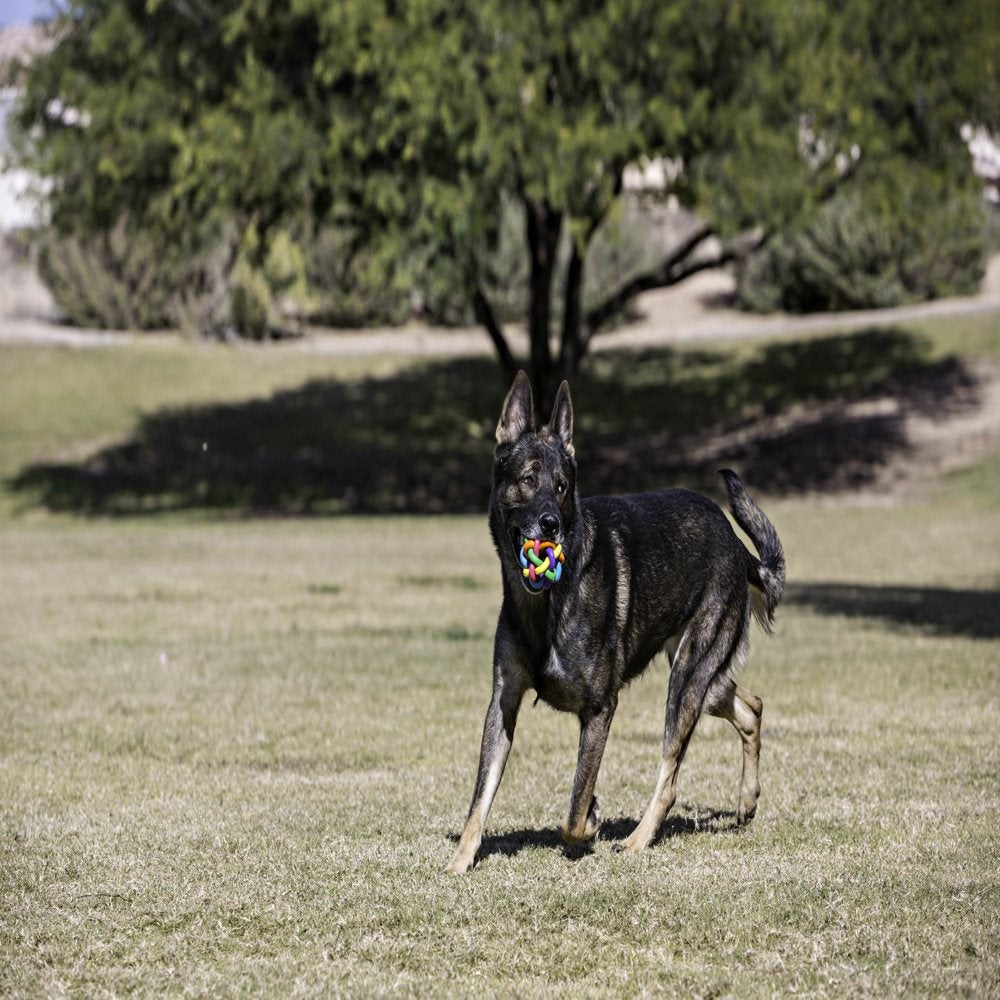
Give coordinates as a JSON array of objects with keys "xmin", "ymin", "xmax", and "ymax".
[{"xmin": 446, "ymin": 372, "xmax": 785, "ymax": 873}]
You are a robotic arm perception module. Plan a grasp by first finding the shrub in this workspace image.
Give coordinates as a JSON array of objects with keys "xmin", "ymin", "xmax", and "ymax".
[
  {"xmin": 170, "ymin": 238, "xmax": 234, "ymax": 340},
  {"xmin": 581, "ymin": 198, "xmax": 672, "ymax": 324},
  {"xmin": 304, "ymin": 226, "xmax": 411, "ymax": 328},
  {"xmin": 225, "ymin": 226, "xmax": 312, "ymax": 339},
  {"xmin": 263, "ymin": 230, "xmax": 310, "ymax": 329},
  {"xmin": 414, "ymin": 195, "xmax": 672, "ymax": 330},
  {"xmin": 229, "ymin": 257, "xmax": 272, "ymax": 340},
  {"xmin": 736, "ymin": 186, "xmax": 988, "ymax": 313},
  {"xmin": 37, "ymin": 217, "xmax": 180, "ymax": 329}
]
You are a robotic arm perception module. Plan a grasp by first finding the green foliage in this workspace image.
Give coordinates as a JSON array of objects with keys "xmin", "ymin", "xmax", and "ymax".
[
  {"xmin": 723, "ymin": 0, "xmax": 1000, "ymax": 314},
  {"xmin": 263, "ymin": 231, "xmax": 308, "ymax": 305},
  {"xmin": 304, "ymin": 226, "xmax": 411, "ymax": 328},
  {"xmin": 417, "ymin": 198, "xmax": 678, "ymax": 329},
  {"xmin": 36, "ymin": 215, "xmax": 181, "ymax": 329},
  {"xmin": 227, "ymin": 225, "xmax": 312, "ymax": 338},
  {"xmin": 414, "ymin": 197, "xmax": 527, "ymax": 326},
  {"xmin": 581, "ymin": 201, "xmax": 670, "ymax": 320},
  {"xmin": 6, "ymin": 0, "xmax": 999, "ymax": 359},
  {"xmin": 737, "ymin": 182, "xmax": 988, "ymax": 313},
  {"xmin": 229, "ymin": 256, "xmax": 272, "ymax": 341},
  {"xmin": 169, "ymin": 238, "xmax": 234, "ymax": 341}
]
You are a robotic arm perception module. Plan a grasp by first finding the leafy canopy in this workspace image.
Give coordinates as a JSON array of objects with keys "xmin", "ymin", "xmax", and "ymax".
[{"xmin": 8, "ymin": 0, "xmax": 998, "ymax": 396}]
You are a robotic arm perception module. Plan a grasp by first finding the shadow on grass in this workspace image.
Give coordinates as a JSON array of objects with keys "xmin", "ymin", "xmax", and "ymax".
[
  {"xmin": 788, "ymin": 582, "xmax": 1000, "ymax": 639},
  {"xmin": 460, "ymin": 808, "xmax": 737, "ymax": 864},
  {"xmin": 8, "ymin": 326, "xmax": 979, "ymax": 515}
]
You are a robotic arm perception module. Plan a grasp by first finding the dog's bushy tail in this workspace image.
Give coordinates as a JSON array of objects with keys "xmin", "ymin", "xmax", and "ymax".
[{"xmin": 719, "ymin": 469, "xmax": 786, "ymax": 632}]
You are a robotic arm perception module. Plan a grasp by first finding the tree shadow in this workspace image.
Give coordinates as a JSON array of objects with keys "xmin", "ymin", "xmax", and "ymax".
[
  {"xmin": 787, "ymin": 582, "xmax": 1000, "ymax": 639},
  {"xmin": 8, "ymin": 326, "xmax": 980, "ymax": 515}
]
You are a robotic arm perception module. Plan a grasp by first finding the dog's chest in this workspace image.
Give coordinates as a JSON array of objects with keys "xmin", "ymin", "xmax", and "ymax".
[{"xmin": 533, "ymin": 645, "xmax": 591, "ymax": 714}]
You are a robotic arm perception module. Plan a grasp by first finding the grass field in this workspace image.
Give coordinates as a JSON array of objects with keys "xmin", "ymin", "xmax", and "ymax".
[{"xmin": 1, "ymin": 317, "xmax": 998, "ymax": 997}]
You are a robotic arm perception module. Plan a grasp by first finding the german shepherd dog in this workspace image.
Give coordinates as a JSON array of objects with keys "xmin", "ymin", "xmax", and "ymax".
[{"xmin": 446, "ymin": 372, "xmax": 785, "ymax": 873}]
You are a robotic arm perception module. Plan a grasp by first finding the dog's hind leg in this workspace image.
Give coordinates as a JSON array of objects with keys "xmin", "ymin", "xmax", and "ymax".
[
  {"xmin": 614, "ymin": 689, "xmax": 699, "ymax": 855},
  {"xmin": 446, "ymin": 678, "xmax": 525, "ymax": 874},
  {"xmin": 562, "ymin": 697, "xmax": 617, "ymax": 844},
  {"xmin": 616, "ymin": 618, "xmax": 742, "ymax": 855},
  {"xmin": 708, "ymin": 683, "xmax": 763, "ymax": 826}
]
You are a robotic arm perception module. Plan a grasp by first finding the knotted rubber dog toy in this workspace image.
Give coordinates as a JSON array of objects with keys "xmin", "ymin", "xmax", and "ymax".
[{"xmin": 519, "ymin": 538, "xmax": 565, "ymax": 592}]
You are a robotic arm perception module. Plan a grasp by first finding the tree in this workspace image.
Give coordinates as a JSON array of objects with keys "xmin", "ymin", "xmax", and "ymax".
[
  {"xmin": 10, "ymin": 0, "xmax": 999, "ymax": 410},
  {"xmin": 314, "ymin": 0, "xmax": 826, "ymax": 408}
]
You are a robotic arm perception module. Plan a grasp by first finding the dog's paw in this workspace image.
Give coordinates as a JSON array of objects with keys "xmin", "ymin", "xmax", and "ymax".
[
  {"xmin": 736, "ymin": 782, "xmax": 761, "ymax": 827},
  {"xmin": 562, "ymin": 820, "xmax": 599, "ymax": 845},
  {"xmin": 612, "ymin": 822, "xmax": 652, "ymax": 855},
  {"xmin": 612, "ymin": 838, "xmax": 645, "ymax": 856},
  {"xmin": 444, "ymin": 851, "xmax": 476, "ymax": 875},
  {"xmin": 561, "ymin": 796, "xmax": 601, "ymax": 844}
]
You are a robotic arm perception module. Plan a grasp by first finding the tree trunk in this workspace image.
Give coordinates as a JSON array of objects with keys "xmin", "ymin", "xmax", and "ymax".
[
  {"xmin": 557, "ymin": 237, "xmax": 587, "ymax": 383},
  {"xmin": 474, "ymin": 202, "xmax": 768, "ymax": 412},
  {"xmin": 525, "ymin": 198, "xmax": 563, "ymax": 416}
]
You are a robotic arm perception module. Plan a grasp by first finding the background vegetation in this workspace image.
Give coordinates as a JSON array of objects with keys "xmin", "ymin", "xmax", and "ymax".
[{"xmin": 6, "ymin": 0, "xmax": 999, "ymax": 407}]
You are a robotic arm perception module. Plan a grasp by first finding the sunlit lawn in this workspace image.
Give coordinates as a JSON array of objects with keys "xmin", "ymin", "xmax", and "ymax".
[{"xmin": 1, "ymin": 318, "xmax": 998, "ymax": 996}]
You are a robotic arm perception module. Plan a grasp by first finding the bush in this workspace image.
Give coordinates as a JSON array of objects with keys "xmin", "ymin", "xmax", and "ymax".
[
  {"xmin": 229, "ymin": 257, "xmax": 272, "ymax": 340},
  {"xmin": 304, "ymin": 226, "xmax": 411, "ymax": 328},
  {"xmin": 37, "ymin": 217, "xmax": 181, "ymax": 329},
  {"xmin": 225, "ymin": 226, "xmax": 311, "ymax": 339},
  {"xmin": 36, "ymin": 216, "xmax": 321, "ymax": 339},
  {"xmin": 581, "ymin": 198, "xmax": 672, "ymax": 323},
  {"xmin": 736, "ymin": 186, "xmax": 988, "ymax": 313},
  {"xmin": 33, "ymin": 200, "xmax": 701, "ymax": 337},
  {"xmin": 170, "ymin": 238, "xmax": 234, "ymax": 340}
]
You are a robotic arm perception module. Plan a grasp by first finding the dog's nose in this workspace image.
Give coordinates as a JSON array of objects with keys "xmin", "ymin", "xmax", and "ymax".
[{"xmin": 539, "ymin": 512, "xmax": 560, "ymax": 537}]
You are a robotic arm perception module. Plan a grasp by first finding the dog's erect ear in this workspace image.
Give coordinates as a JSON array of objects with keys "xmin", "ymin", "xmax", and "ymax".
[
  {"xmin": 548, "ymin": 380, "xmax": 574, "ymax": 457},
  {"xmin": 496, "ymin": 370, "xmax": 535, "ymax": 445}
]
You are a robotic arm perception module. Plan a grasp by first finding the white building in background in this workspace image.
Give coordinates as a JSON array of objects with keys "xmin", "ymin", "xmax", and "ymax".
[
  {"xmin": 962, "ymin": 124, "xmax": 1000, "ymax": 205},
  {"xmin": 0, "ymin": 24, "xmax": 52, "ymax": 232},
  {"xmin": 1, "ymin": 89, "xmax": 46, "ymax": 230}
]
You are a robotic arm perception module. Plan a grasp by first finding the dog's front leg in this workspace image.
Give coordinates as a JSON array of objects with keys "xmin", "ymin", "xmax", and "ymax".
[
  {"xmin": 562, "ymin": 696, "xmax": 617, "ymax": 844},
  {"xmin": 445, "ymin": 676, "xmax": 525, "ymax": 874}
]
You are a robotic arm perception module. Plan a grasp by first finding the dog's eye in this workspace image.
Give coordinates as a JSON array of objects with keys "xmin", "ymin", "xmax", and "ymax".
[{"xmin": 556, "ymin": 481, "xmax": 567, "ymax": 495}]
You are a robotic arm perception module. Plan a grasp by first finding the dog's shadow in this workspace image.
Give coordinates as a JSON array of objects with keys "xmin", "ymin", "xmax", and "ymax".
[{"xmin": 449, "ymin": 807, "xmax": 738, "ymax": 864}]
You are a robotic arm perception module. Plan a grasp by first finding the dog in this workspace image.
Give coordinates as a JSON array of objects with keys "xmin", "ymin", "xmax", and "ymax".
[{"xmin": 446, "ymin": 371, "xmax": 785, "ymax": 873}]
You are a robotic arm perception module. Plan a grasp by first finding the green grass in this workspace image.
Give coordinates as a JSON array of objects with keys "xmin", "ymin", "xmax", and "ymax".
[
  {"xmin": 1, "ymin": 317, "xmax": 999, "ymax": 997},
  {"xmin": 0, "ymin": 340, "xmax": 409, "ymax": 494}
]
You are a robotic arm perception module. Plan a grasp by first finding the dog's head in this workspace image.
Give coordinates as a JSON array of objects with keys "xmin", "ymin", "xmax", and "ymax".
[{"xmin": 490, "ymin": 371, "xmax": 578, "ymax": 588}]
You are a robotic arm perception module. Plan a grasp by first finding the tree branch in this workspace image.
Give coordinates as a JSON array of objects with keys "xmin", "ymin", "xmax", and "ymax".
[
  {"xmin": 473, "ymin": 285, "xmax": 518, "ymax": 380},
  {"xmin": 583, "ymin": 224, "xmax": 770, "ymax": 338},
  {"xmin": 558, "ymin": 209, "xmax": 607, "ymax": 374},
  {"xmin": 583, "ymin": 222, "xmax": 714, "ymax": 334}
]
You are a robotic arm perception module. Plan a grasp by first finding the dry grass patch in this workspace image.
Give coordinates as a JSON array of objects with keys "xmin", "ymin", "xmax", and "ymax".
[{"xmin": 1, "ymin": 488, "xmax": 998, "ymax": 996}]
